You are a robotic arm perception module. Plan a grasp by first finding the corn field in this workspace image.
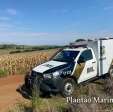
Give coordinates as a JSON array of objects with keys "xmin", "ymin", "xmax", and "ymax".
[{"xmin": 0, "ymin": 50, "xmax": 57, "ymax": 76}]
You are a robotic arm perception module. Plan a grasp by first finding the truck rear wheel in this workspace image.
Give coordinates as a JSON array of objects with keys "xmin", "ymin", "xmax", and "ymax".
[{"xmin": 60, "ymin": 78, "xmax": 75, "ymax": 97}]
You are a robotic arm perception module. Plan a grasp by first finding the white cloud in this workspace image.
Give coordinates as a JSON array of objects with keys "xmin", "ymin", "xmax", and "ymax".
[
  {"xmin": 0, "ymin": 22, "xmax": 12, "ymax": 27},
  {"xmin": 0, "ymin": 32, "xmax": 77, "ymax": 45},
  {"xmin": 0, "ymin": 31, "xmax": 112, "ymax": 39},
  {"xmin": 104, "ymin": 6, "xmax": 113, "ymax": 10},
  {"xmin": 0, "ymin": 31, "xmax": 112, "ymax": 45},
  {"xmin": 0, "ymin": 32, "xmax": 48, "ymax": 37},
  {"xmin": 0, "ymin": 22, "xmax": 13, "ymax": 31},
  {"xmin": 51, "ymin": 9, "xmax": 69, "ymax": 14},
  {"xmin": 7, "ymin": 8, "xmax": 17, "ymax": 15},
  {"xmin": 0, "ymin": 17, "xmax": 10, "ymax": 21}
]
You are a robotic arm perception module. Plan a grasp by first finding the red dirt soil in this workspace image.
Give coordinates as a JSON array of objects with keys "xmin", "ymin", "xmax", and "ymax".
[{"xmin": 0, "ymin": 75, "xmax": 28, "ymax": 112}]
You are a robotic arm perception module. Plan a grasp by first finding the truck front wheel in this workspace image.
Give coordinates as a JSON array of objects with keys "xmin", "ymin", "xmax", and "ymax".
[{"xmin": 60, "ymin": 78, "xmax": 75, "ymax": 97}]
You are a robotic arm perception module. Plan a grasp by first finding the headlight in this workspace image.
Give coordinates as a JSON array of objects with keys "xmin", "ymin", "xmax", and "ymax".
[
  {"xmin": 43, "ymin": 73, "xmax": 52, "ymax": 79},
  {"xmin": 53, "ymin": 71, "xmax": 60, "ymax": 78},
  {"xmin": 43, "ymin": 71, "xmax": 61, "ymax": 79}
]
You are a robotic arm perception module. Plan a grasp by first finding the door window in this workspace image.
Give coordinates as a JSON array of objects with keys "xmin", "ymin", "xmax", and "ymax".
[{"xmin": 79, "ymin": 49, "xmax": 93, "ymax": 62}]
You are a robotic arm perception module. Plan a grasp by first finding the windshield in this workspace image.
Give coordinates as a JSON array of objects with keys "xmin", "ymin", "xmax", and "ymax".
[{"xmin": 53, "ymin": 50, "xmax": 79, "ymax": 62}]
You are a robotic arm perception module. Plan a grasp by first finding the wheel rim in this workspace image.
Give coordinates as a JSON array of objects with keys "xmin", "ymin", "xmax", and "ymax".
[{"xmin": 64, "ymin": 82, "xmax": 74, "ymax": 95}]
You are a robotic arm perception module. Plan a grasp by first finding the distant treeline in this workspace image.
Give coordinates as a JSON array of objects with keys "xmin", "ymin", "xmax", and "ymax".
[{"xmin": 0, "ymin": 44, "xmax": 65, "ymax": 54}]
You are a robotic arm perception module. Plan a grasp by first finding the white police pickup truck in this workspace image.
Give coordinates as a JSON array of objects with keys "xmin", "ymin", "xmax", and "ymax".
[{"xmin": 19, "ymin": 38, "xmax": 113, "ymax": 97}]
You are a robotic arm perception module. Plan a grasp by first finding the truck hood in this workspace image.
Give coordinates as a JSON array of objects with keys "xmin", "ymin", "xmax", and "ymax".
[{"xmin": 33, "ymin": 60, "xmax": 67, "ymax": 73}]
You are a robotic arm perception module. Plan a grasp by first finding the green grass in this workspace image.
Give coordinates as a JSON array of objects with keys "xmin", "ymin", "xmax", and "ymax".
[
  {"xmin": 8, "ymin": 77, "xmax": 113, "ymax": 112},
  {"xmin": 0, "ymin": 68, "xmax": 8, "ymax": 77},
  {"xmin": 8, "ymin": 102, "xmax": 32, "ymax": 112}
]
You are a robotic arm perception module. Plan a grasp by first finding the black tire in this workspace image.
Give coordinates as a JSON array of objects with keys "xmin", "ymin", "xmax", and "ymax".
[{"xmin": 60, "ymin": 78, "xmax": 76, "ymax": 97}]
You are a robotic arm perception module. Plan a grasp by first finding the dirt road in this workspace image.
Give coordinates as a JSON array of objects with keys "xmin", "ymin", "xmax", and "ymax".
[{"xmin": 0, "ymin": 75, "xmax": 28, "ymax": 112}]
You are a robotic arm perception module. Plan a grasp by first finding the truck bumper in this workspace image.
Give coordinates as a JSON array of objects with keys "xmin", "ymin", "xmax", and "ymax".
[
  {"xmin": 39, "ymin": 79, "xmax": 60, "ymax": 93},
  {"xmin": 16, "ymin": 84, "xmax": 32, "ymax": 98},
  {"xmin": 22, "ymin": 74, "xmax": 62, "ymax": 95}
]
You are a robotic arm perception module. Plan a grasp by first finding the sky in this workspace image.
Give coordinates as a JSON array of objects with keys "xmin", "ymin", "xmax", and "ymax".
[{"xmin": 0, "ymin": 0, "xmax": 113, "ymax": 45}]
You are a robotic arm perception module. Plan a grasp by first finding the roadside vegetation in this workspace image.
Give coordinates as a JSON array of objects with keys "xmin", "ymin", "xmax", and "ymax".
[{"xmin": 8, "ymin": 77, "xmax": 113, "ymax": 112}]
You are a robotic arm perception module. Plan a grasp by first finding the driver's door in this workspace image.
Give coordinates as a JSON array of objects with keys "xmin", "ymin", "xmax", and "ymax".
[{"xmin": 77, "ymin": 49, "xmax": 97, "ymax": 84}]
